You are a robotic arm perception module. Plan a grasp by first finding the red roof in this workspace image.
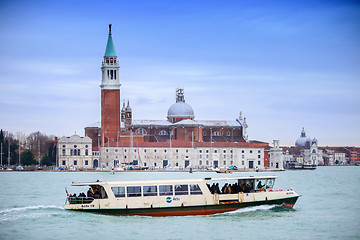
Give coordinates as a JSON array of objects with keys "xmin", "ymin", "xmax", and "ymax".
[{"xmin": 100, "ymin": 140, "xmax": 268, "ymax": 148}]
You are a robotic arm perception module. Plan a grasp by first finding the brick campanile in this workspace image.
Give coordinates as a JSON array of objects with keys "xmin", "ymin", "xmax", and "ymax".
[{"xmin": 100, "ymin": 24, "xmax": 121, "ymax": 145}]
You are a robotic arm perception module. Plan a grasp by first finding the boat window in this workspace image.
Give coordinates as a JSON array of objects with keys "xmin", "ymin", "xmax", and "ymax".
[
  {"xmin": 143, "ymin": 186, "xmax": 157, "ymax": 196},
  {"xmin": 190, "ymin": 184, "xmax": 202, "ymax": 195},
  {"xmin": 159, "ymin": 185, "xmax": 173, "ymax": 196},
  {"xmin": 175, "ymin": 184, "xmax": 188, "ymax": 195},
  {"xmin": 266, "ymin": 178, "xmax": 275, "ymax": 189},
  {"xmin": 127, "ymin": 186, "xmax": 141, "ymax": 197},
  {"xmin": 255, "ymin": 179, "xmax": 266, "ymax": 190},
  {"xmin": 111, "ymin": 186, "xmax": 125, "ymax": 198}
]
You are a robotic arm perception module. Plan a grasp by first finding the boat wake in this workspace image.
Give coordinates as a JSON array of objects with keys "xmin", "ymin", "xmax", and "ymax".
[
  {"xmin": 0, "ymin": 205, "xmax": 65, "ymax": 221},
  {"xmin": 214, "ymin": 204, "xmax": 293, "ymax": 216}
]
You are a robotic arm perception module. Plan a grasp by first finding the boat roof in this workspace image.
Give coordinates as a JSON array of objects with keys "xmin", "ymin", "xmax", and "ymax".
[{"xmin": 71, "ymin": 176, "xmax": 277, "ymax": 186}]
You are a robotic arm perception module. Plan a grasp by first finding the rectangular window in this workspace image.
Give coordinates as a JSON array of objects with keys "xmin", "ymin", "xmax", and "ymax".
[
  {"xmin": 111, "ymin": 186, "xmax": 125, "ymax": 198},
  {"xmin": 159, "ymin": 185, "xmax": 173, "ymax": 196},
  {"xmin": 258, "ymin": 161, "xmax": 261, "ymax": 165},
  {"xmin": 127, "ymin": 186, "xmax": 141, "ymax": 197},
  {"xmin": 224, "ymin": 161, "xmax": 226, "ymax": 165},
  {"xmin": 62, "ymin": 160, "xmax": 66, "ymax": 165},
  {"xmin": 242, "ymin": 150, "xmax": 244, "ymax": 153},
  {"xmin": 85, "ymin": 160, "xmax": 88, "ymax": 165},
  {"xmin": 199, "ymin": 155, "xmax": 202, "ymax": 159},
  {"xmin": 258, "ymin": 155, "xmax": 261, "ymax": 158},
  {"xmin": 143, "ymin": 186, "xmax": 157, "ymax": 196},
  {"xmin": 242, "ymin": 161, "xmax": 244, "ymax": 165},
  {"xmin": 199, "ymin": 160, "xmax": 202, "ymax": 165},
  {"xmin": 175, "ymin": 184, "xmax": 188, "ymax": 195},
  {"xmin": 62, "ymin": 149, "xmax": 65, "ymax": 155},
  {"xmin": 250, "ymin": 150, "xmax": 253, "ymax": 153},
  {"xmin": 74, "ymin": 160, "xmax": 77, "ymax": 165},
  {"xmin": 242, "ymin": 155, "xmax": 245, "ymax": 158},
  {"xmin": 199, "ymin": 150, "xmax": 202, "ymax": 153},
  {"xmin": 190, "ymin": 184, "xmax": 202, "ymax": 195}
]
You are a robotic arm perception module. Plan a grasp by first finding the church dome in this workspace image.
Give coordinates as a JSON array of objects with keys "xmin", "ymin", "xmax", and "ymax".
[
  {"xmin": 167, "ymin": 102, "xmax": 194, "ymax": 118},
  {"xmin": 295, "ymin": 128, "xmax": 311, "ymax": 147}
]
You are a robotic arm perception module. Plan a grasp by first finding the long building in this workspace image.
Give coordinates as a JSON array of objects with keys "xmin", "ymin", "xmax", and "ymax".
[{"xmin": 57, "ymin": 25, "xmax": 283, "ymax": 171}]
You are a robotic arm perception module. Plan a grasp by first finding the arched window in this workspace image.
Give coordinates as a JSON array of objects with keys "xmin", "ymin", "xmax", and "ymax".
[
  {"xmin": 312, "ymin": 149, "xmax": 316, "ymax": 154},
  {"xmin": 78, "ymin": 149, "xmax": 80, "ymax": 155},
  {"xmin": 227, "ymin": 131, "xmax": 231, "ymax": 136},
  {"xmin": 203, "ymin": 131, "xmax": 207, "ymax": 136},
  {"xmin": 135, "ymin": 128, "xmax": 147, "ymax": 135},
  {"xmin": 70, "ymin": 149, "xmax": 73, "ymax": 156},
  {"xmin": 213, "ymin": 131, "xmax": 221, "ymax": 136},
  {"xmin": 62, "ymin": 149, "xmax": 66, "ymax": 155},
  {"xmin": 159, "ymin": 130, "xmax": 168, "ymax": 135}
]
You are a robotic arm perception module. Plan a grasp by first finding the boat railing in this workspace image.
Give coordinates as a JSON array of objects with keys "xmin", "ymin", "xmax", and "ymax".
[{"xmin": 66, "ymin": 197, "xmax": 94, "ymax": 205}]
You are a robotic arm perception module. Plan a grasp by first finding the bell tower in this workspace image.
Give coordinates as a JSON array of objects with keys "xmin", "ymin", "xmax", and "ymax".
[{"xmin": 101, "ymin": 24, "xmax": 121, "ymax": 145}]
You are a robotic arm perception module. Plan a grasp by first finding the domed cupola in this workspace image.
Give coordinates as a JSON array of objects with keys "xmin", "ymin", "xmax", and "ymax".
[
  {"xmin": 167, "ymin": 88, "xmax": 194, "ymax": 123},
  {"xmin": 295, "ymin": 128, "xmax": 311, "ymax": 147}
]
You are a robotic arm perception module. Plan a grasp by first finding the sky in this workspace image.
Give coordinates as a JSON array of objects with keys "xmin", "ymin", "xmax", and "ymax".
[{"xmin": 0, "ymin": 0, "xmax": 359, "ymax": 146}]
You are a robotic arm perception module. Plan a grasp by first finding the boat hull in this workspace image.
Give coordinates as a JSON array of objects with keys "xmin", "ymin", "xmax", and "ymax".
[{"xmin": 65, "ymin": 196, "xmax": 299, "ymax": 217}]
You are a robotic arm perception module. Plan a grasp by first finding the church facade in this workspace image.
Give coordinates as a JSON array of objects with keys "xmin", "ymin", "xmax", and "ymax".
[{"xmin": 57, "ymin": 25, "xmax": 283, "ymax": 171}]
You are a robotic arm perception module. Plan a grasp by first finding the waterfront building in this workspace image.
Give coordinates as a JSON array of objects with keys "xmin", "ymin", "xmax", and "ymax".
[
  {"xmin": 57, "ymin": 25, "xmax": 282, "ymax": 171},
  {"xmin": 58, "ymin": 135, "xmax": 93, "ymax": 170}
]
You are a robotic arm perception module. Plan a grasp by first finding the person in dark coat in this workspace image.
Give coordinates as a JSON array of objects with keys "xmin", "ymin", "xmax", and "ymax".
[{"xmin": 87, "ymin": 188, "xmax": 94, "ymax": 198}]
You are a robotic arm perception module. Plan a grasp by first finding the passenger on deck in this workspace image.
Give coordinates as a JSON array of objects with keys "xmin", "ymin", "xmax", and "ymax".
[
  {"xmin": 212, "ymin": 183, "xmax": 220, "ymax": 194},
  {"xmin": 257, "ymin": 181, "xmax": 264, "ymax": 189},
  {"xmin": 245, "ymin": 183, "xmax": 253, "ymax": 193},
  {"xmin": 222, "ymin": 183, "xmax": 232, "ymax": 194},
  {"xmin": 240, "ymin": 184, "xmax": 245, "ymax": 193},
  {"xmin": 210, "ymin": 183, "xmax": 216, "ymax": 194},
  {"xmin": 232, "ymin": 183, "xmax": 239, "ymax": 194},
  {"xmin": 87, "ymin": 188, "xmax": 94, "ymax": 198},
  {"xmin": 221, "ymin": 184, "xmax": 226, "ymax": 194},
  {"xmin": 71, "ymin": 193, "xmax": 77, "ymax": 204},
  {"xmin": 94, "ymin": 188, "xmax": 101, "ymax": 199}
]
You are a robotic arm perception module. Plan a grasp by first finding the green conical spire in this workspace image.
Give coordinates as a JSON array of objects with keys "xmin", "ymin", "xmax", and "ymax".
[{"xmin": 104, "ymin": 24, "xmax": 117, "ymax": 57}]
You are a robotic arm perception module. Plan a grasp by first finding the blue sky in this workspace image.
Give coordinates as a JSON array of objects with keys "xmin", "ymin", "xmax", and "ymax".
[{"xmin": 0, "ymin": 0, "xmax": 359, "ymax": 146}]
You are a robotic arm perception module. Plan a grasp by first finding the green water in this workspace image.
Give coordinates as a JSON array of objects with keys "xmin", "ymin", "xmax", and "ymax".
[{"xmin": 0, "ymin": 167, "xmax": 359, "ymax": 240}]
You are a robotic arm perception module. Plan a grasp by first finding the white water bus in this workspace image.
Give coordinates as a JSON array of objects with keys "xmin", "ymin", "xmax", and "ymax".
[{"xmin": 64, "ymin": 176, "xmax": 300, "ymax": 216}]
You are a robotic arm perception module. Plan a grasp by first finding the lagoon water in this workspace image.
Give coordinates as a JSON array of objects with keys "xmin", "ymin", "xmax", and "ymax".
[{"xmin": 0, "ymin": 167, "xmax": 359, "ymax": 240}]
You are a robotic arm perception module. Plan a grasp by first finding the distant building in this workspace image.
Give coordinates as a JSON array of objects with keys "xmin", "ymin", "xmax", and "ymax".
[{"xmin": 282, "ymin": 128, "xmax": 320, "ymax": 167}]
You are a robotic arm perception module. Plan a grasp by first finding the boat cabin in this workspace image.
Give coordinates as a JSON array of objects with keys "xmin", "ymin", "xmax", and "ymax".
[{"xmin": 66, "ymin": 176, "xmax": 277, "ymax": 205}]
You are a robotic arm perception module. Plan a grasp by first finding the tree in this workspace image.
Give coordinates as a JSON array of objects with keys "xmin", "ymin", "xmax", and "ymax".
[
  {"xmin": 21, "ymin": 150, "xmax": 36, "ymax": 165},
  {"xmin": 41, "ymin": 155, "xmax": 52, "ymax": 166},
  {"xmin": 48, "ymin": 142, "xmax": 57, "ymax": 165},
  {"xmin": 10, "ymin": 143, "xmax": 18, "ymax": 165}
]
